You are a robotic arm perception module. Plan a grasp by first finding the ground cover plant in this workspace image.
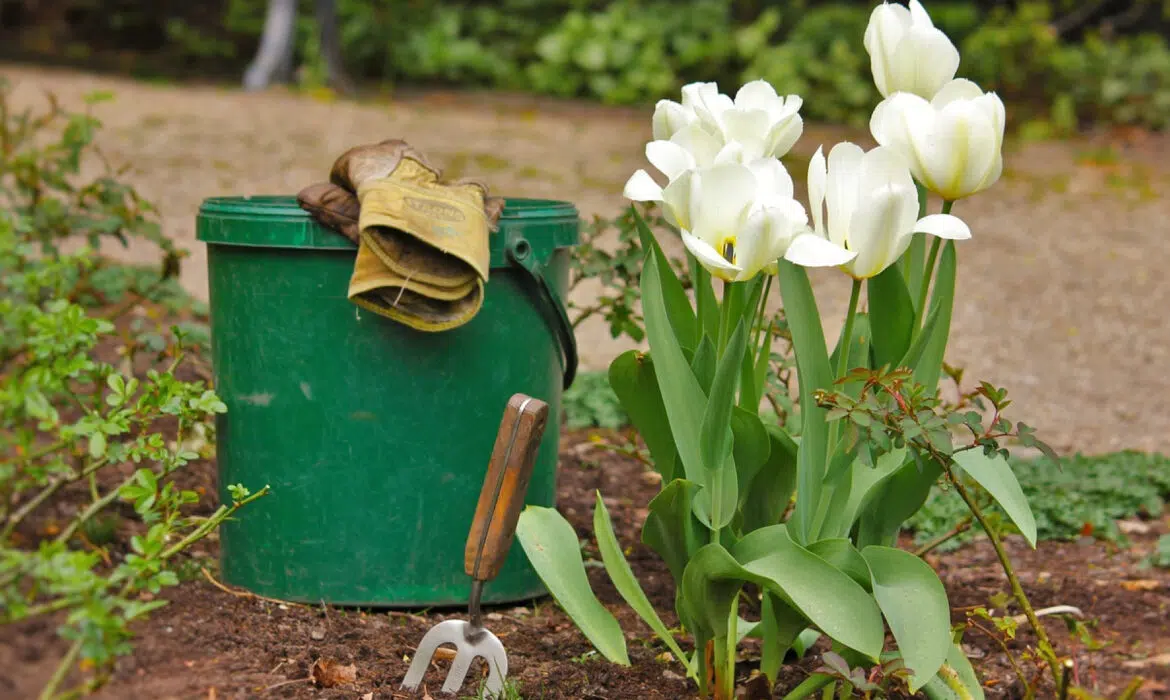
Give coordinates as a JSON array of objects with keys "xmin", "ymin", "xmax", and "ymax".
[{"xmin": 0, "ymin": 80, "xmax": 268, "ymax": 698}]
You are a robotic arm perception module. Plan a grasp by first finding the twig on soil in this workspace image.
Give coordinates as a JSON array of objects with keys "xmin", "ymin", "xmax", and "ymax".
[
  {"xmin": 913, "ymin": 515, "xmax": 973, "ymax": 557},
  {"xmin": 200, "ymin": 567, "xmax": 305, "ymax": 608},
  {"xmin": 262, "ymin": 678, "xmax": 311, "ymax": 692}
]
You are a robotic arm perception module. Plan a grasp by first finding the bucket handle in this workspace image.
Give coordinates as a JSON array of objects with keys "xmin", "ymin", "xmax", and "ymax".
[{"xmin": 506, "ymin": 237, "xmax": 578, "ymax": 390}]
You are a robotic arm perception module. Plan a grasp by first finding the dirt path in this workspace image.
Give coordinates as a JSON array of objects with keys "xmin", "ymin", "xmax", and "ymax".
[{"xmin": 5, "ymin": 63, "xmax": 1170, "ymax": 456}]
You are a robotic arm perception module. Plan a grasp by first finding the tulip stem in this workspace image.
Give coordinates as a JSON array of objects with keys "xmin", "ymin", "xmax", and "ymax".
[
  {"xmin": 835, "ymin": 279, "xmax": 862, "ymax": 381},
  {"xmin": 915, "ymin": 200, "xmax": 954, "ymax": 324}
]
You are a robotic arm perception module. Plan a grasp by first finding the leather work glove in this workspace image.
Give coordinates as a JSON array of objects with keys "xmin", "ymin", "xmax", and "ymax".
[{"xmin": 297, "ymin": 140, "xmax": 505, "ymax": 332}]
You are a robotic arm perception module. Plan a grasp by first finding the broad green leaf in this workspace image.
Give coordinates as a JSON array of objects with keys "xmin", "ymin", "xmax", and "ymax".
[
  {"xmin": 593, "ymin": 493, "xmax": 694, "ymax": 677},
  {"xmin": 862, "ymin": 546, "xmax": 951, "ymax": 691},
  {"xmin": 912, "ymin": 240, "xmax": 956, "ymax": 392},
  {"xmin": 901, "ymin": 302, "xmax": 941, "ymax": 369},
  {"xmin": 731, "ymin": 407, "xmax": 771, "ymax": 508},
  {"xmin": 869, "ymin": 264, "xmax": 916, "ymax": 370},
  {"xmin": 740, "ymin": 426, "xmax": 798, "ymax": 532},
  {"xmin": 689, "ymin": 252, "xmax": 720, "ymax": 342},
  {"xmin": 840, "ymin": 448, "xmax": 909, "ymax": 533},
  {"xmin": 731, "ymin": 525, "xmax": 885, "ymax": 659},
  {"xmin": 807, "ymin": 539, "xmax": 871, "ymax": 591},
  {"xmin": 516, "ymin": 506, "xmax": 629, "ymax": 665},
  {"xmin": 952, "ymin": 449, "xmax": 1038, "ymax": 547},
  {"xmin": 697, "ymin": 319, "xmax": 748, "ymax": 527},
  {"xmin": 642, "ymin": 479, "xmax": 704, "ymax": 582},
  {"xmin": 760, "ymin": 592, "xmax": 807, "ymax": 684},
  {"xmin": 693, "ymin": 460, "xmax": 738, "ymax": 530},
  {"xmin": 691, "ymin": 335, "xmax": 717, "ymax": 394},
  {"xmin": 855, "ymin": 456, "xmax": 943, "ymax": 549},
  {"xmin": 793, "ymin": 629, "xmax": 821, "ymax": 659},
  {"xmin": 679, "ymin": 544, "xmax": 746, "ymax": 640},
  {"xmin": 608, "ymin": 350, "xmax": 677, "ymax": 482},
  {"xmin": 641, "ymin": 259, "xmax": 708, "ymax": 483},
  {"xmin": 701, "ymin": 318, "xmax": 748, "ymax": 473},
  {"xmin": 634, "ymin": 207, "xmax": 697, "ymax": 348},
  {"xmin": 775, "ymin": 261, "xmax": 833, "ymax": 544}
]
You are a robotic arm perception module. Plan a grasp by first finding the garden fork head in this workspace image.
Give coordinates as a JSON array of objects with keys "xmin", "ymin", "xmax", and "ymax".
[{"xmin": 400, "ymin": 393, "xmax": 549, "ymax": 698}]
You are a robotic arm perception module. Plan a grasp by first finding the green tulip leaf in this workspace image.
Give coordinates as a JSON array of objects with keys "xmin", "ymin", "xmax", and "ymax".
[
  {"xmin": 807, "ymin": 538, "xmax": 872, "ymax": 591},
  {"xmin": 633, "ymin": 207, "xmax": 697, "ymax": 348},
  {"xmin": 516, "ymin": 506, "xmax": 629, "ymax": 665},
  {"xmin": 640, "ymin": 256, "xmax": 708, "ymax": 483},
  {"xmin": 593, "ymin": 492, "xmax": 693, "ymax": 676},
  {"xmin": 862, "ymin": 545, "xmax": 951, "ymax": 691},
  {"xmin": 775, "ymin": 261, "xmax": 834, "ymax": 544},
  {"xmin": 912, "ymin": 240, "xmax": 956, "ymax": 393},
  {"xmin": 731, "ymin": 525, "xmax": 885, "ymax": 659},
  {"xmin": 868, "ymin": 264, "xmax": 916, "ymax": 370},
  {"xmin": 642, "ymin": 479, "xmax": 704, "ymax": 583},
  {"xmin": 739, "ymin": 426, "xmax": 798, "ymax": 532},
  {"xmin": 608, "ymin": 350, "xmax": 677, "ymax": 482}
]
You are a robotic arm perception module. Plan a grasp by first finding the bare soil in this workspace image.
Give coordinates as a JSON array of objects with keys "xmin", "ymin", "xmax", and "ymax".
[{"xmin": 3, "ymin": 432, "xmax": 1168, "ymax": 700}]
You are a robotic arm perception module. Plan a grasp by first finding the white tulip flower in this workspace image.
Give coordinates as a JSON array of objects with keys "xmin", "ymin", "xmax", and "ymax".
[
  {"xmin": 869, "ymin": 78, "xmax": 1006, "ymax": 201},
  {"xmin": 864, "ymin": 0, "xmax": 960, "ymax": 100},
  {"xmin": 626, "ymin": 80, "xmax": 805, "ymax": 202},
  {"xmin": 807, "ymin": 142, "xmax": 971, "ymax": 280},
  {"xmin": 647, "ymin": 160, "xmax": 854, "ymax": 283}
]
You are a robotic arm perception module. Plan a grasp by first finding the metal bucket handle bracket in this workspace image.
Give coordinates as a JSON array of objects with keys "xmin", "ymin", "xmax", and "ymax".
[{"xmin": 506, "ymin": 237, "xmax": 578, "ymax": 390}]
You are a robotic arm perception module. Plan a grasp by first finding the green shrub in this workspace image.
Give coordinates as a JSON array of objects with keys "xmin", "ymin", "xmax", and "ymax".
[{"xmin": 0, "ymin": 81, "xmax": 267, "ymax": 698}]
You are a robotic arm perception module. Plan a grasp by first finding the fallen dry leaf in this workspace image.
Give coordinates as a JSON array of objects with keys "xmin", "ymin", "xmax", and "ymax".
[
  {"xmin": 1120, "ymin": 579, "xmax": 1161, "ymax": 592},
  {"xmin": 361, "ymin": 694, "xmax": 373, "ymax": 700},
  {"xmin": 309, "ymin": 658, "xmax": 357, "ymax": 688},
  {"xmin": 1123, "ymin": 653, "xmax": 1170, "ymax": 669}
]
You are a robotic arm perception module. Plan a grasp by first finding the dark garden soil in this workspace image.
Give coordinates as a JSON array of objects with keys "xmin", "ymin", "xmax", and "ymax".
[{"xmin": 3, "ymin": 430, "xmax": 1169, "ymax": 700}]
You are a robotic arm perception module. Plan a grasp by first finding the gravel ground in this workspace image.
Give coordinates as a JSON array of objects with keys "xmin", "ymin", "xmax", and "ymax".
[{"xmin": 5, "ymin": 63, "xmax": 1170, "ymax": 456}]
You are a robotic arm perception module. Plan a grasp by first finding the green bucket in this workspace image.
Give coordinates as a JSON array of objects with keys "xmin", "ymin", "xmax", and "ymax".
[{"xmin": 195, "ymin": 195, "xmax": 578, "ymax": 607}]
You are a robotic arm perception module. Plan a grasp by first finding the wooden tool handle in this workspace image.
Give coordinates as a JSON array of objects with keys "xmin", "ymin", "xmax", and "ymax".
[{"xmin": 464, "ymin": 393, "xmax": 550, "ymax": 582}]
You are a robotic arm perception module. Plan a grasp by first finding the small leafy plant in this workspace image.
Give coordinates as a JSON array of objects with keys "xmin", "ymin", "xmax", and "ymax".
[{"xmin": 0, "ymin": 81, "xmax": 266, "ymax": 698}]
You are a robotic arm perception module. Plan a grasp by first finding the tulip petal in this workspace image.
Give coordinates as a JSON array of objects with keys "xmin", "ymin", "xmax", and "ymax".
[
  {"xmin": 914, "ymin": 213, "xmax": 970, "ymax": 240},
  {"xmin": 808, "ymin": 146, "xmax": 828, "ymax": 237},
  {"xmin": 734, "ymin": 80, "xmax": 780, "ymax": 111},
  {"xmin": 864, "ymin": 3, "xmax": 912, "ymax": 97},
  {"xmin": 784, "ymin": 232, "xmax": 858, "ymax": 268},
  {"xmin": 932, "ymin": 78, "xmax": 986, "ymax": 107},
  {"xmin": 908, "ymin": 0, "xmax": 934, "ymax": 28},
  {"xmin": 653, "ymin": 99, "xmax": 693, "ymax": 141},
  {"xmin": 765, "ymin": 115, "xmax": 804, "ymax": 158},
  {"xmin": 623, "ymin": 169, "xmax": 664, "ymax": 203},
  {"xmin": 748, "ymin": 157, "xmax": 796, "ymax": 203},
  {"xmin": 672, "ymin": 123, "xmax": 727, "ymax": 168},
  {"xmin": 931, "ymin": 103, "xmax": 998, "ymax": 199},
  {"xmin": 825, "ymin": 142, "xmax": 865, "ymax": 250},
  {"xmin": 734, "ymin": 209, "xmax": 783, "ymax": 281},
  {"xmin": 646, "ymin": 140, "xmax": 696, "ymax": 181},
  {"xmin": 872, "ymin": 93, "xmax": 936, "ymax": 189},
  {"xmin": 690, "ymin": 163, "xmax": 759, "ymax": 246},
  {"xmin": 682, "ymin": 230, "xmax": 742, "ymax": 280},
  {"xmin": 891, "ymin": 27, "xmax": 960, "ymax": 99},
  {"xmin": 661, "ymin": 171, "xmax": 698, "ymax": 231},
  {"xmin": 721, "ymin": 108, "xmax": 772, "ymax": 158},
  {"xmin": 848, "ymin": 182, "xmax": 918, "ymax": 279}
]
